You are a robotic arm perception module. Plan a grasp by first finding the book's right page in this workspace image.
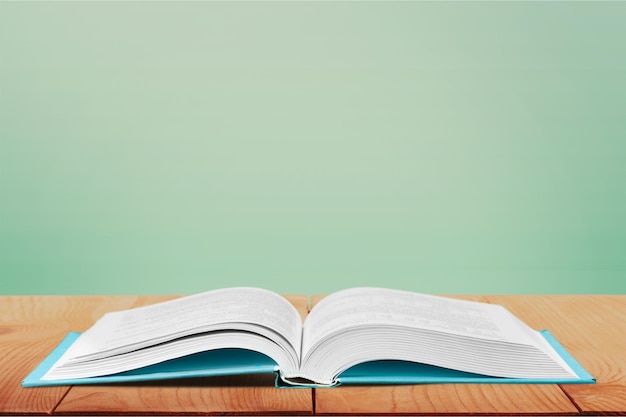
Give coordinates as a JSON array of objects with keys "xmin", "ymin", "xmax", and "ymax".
[{"xmin": 300, "ymin": 288, "xmax": 594, "ymax": 386}]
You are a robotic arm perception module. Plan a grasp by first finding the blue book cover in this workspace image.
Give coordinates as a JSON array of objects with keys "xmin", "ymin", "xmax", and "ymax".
[{"xmin": 22, "ymin": 330, "xmax": 594, "ymax": 388}]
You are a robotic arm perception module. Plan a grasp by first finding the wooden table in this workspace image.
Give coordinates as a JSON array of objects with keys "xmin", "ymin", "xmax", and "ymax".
[{"xmin": 1, "ymin": 294, "xmax": 624, "ymax": 415}]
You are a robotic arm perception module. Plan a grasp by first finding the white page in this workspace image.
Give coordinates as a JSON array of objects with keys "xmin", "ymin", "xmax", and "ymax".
[
  {"xmin": 303, "ymin": 288, "xmax": 538, "ymax": 355},
  {"xmin": 61, "ymin": 287, "xmax": 302, "ymax": 363}
]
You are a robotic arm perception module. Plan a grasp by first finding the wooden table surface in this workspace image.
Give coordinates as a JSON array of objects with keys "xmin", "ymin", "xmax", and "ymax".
[{"xmin": 1, "ymin": 294, "xmax": 624, "ymax": 415}]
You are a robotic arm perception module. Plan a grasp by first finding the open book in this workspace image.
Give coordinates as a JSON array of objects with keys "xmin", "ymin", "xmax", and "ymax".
[{"xmin": 22, "ymin": 287, "xmax": 594, "ymax": 387}]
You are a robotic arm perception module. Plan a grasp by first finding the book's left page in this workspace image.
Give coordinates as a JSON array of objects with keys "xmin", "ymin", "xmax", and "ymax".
[{"xmin": 37, "ymin": 287, "xmax": 303, "ymax": 382}]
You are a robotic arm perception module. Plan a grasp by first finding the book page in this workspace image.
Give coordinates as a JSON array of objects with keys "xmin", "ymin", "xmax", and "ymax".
[
  {"xmin": 64, "ymin": 287, "xmax": 303, "ymax": 362},
  {"xmin": 303, "ymin": 288, "xmax": 537, "ymax": 355}
]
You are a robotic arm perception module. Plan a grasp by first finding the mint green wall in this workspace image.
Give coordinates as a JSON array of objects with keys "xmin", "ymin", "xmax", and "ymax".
[{"xmin": 1, "ymin": 2, "xmax": 625, "ymax": 295}]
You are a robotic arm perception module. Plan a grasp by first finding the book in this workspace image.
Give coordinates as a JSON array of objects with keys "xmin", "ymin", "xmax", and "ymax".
[{"xmin": 22, "ymin": 287, "xmax": 595, "ymax": 388}]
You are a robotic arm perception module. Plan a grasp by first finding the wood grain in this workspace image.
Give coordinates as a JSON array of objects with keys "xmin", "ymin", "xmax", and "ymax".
[
  {"xmin": 55, "ymin": 375, "xmax": 313, "ymax": 416},
  {"xmin": 315, "ymin": 384, "xmax": 579, "ymax": 415},
  {"xmin": 486, "ymin": 295, "xmax": 626, "ymax": 415},
  {"xmin": 0, "ymin": 296, "xmax": 138, "ymax": 415},
  {"xmin": 55, "ymin": 294, "xmax": 313, "ymax": 415},
  {"xmin": 312, "ymin": 294, "xmax": 579, "ymax": 415}
]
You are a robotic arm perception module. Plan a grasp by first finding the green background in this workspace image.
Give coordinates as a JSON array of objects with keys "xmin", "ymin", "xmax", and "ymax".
[{"xmin": 1, "ymin": 1, "xmax": 625, "ymax": 295}]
